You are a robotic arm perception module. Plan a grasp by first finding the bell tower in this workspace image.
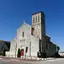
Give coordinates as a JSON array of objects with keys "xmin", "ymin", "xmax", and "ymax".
[
  {"xmin": 31, "ymin": 11, "xmax": 46, "ymax": 39},
  {"xmin": 31, "ymin": 11, "xmax": 46, "ymax": 57}
]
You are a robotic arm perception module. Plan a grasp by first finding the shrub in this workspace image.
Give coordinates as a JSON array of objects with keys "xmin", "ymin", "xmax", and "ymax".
[{"xmin": 55, "ymin": 52, "xmax": 60, "ymax": 57}]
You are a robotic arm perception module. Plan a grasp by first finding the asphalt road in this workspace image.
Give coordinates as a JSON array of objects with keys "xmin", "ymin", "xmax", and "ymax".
[{"xmin": 0, "ymin": 58, "xmax": 64, "ymax": 64}]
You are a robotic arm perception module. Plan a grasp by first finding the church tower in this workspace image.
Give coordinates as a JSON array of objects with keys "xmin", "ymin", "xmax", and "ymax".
[
  {"xmin": 31, "ymin": 11, "xmax": 46, "ymax": 39},
  {"xmin": 31, "ymin": 11, "xmax": 46, "ymax": 57}
]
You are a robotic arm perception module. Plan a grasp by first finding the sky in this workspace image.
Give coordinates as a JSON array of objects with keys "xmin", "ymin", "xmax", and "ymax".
[{"xmin": 0, "ymin": 0, "xmax": 64, "ymax": 52}]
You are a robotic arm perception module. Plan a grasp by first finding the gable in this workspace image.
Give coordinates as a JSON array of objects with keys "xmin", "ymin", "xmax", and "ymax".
[
  {"xmin": 17, "ymin": 22, "xmax": 31, "ymax": 32},
  {"xmin": 17, "ymin": 22, "xmax": 31, "ymax": 39}
]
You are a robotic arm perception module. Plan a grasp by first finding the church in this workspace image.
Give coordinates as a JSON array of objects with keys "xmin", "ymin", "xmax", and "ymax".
[{"xmin": 6, "ymin": 11, "xmax": 57, "ymax": 58}]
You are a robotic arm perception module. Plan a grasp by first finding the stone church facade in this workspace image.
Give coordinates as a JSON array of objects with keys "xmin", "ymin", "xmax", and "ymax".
[{"xmin": 6, "ymin": 11, "xmax": 56, "ymax": 58}]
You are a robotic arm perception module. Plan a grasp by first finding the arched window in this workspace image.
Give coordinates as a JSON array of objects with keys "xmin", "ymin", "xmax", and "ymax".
[
  {"xmin": 22, "ymin": 32, "xmax": 24, "ymax": 37},
  {"xmin": 31, "ymin": 28, "xmax": 34, "ymax": 35},
  {"xmin": 38, "ymin": 15, "xmax": 39, "ymax": 22},
  {"xmin": 33, "ymin": 17, "xmax": 35, "ymax": 23},
  {"xmin": 36, "ymin": 16, "xmax": 37, "ymax": 22}
]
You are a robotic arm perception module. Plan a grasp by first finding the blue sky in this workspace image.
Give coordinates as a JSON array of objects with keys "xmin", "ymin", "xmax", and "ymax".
[{"xmin": 0, "ymin": 0, "xmax": 64, "ymax": 52}]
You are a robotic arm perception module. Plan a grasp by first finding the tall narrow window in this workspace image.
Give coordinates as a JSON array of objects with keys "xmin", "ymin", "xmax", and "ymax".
[
  {"xmin": 25, "ymin": 47, "xmax": 28, "ymax": 53},
  {"xmin": 46, "ymin": 44, "xmax": 48, "ymax": 50},
  {"xmin": 38, "ymin": 15, "xmax": 39, "ymax": 22},
  {"xmin": 33, "ymin": 17, "xmax": 35, "ymax": 23},
  {"xmin": 22, "ymin": 32, "xmax": 24, "ymax": 37},
  {"xmin": 31, "ymin": 27, "xmax": 34, "ymax": 35},
  {"xmin": 36, "ymin": 16, "xmax": 37, "ymax": 22}
]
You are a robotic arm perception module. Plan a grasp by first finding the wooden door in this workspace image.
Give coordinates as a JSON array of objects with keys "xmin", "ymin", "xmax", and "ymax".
[{"xmin": 21, "ymin": 49, "xmax": 24, "ymax": 56}]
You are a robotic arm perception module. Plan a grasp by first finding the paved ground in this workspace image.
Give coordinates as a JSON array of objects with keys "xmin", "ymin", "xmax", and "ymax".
[{"xmin": 0, "ymin": 57, "xmax": 64, "ymax": 64}]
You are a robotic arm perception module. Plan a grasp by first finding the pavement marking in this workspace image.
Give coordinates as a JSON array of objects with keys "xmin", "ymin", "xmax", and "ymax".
[
  {"xmin": 10, "ymin": 59, "xmax": 17, "ymax": 61},
  {"xmin": 10, "ymin": 59, "xmax": 20, "ymax": 62},
  {"xmin": 46, "ymin": 58, "xmax": 64, "ymax": 62},
  {"xmin": 0, "ymin": 58, "xmax": 3, "ymax": 60},
  {"xmin": 46, "ymin": 59, "xmax": 55, "ymax": 62},
  {"xmin": 56, "ymin": 59, "xmax": 64, "ymax": 61}
]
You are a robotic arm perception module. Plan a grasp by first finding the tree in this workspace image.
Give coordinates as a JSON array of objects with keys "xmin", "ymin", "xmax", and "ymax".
[
  {"xmin": 56, "ymin": 46, "xmax": 60, "ymax": 51},
  {"xmin": 55, "ymin": 46, "xmax": 60, "ymax": 57}
]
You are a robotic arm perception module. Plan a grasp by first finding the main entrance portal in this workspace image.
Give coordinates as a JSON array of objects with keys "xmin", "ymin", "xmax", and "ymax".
[{"xmin": 21, "ymin": 49, "xmax": 24, "ymax": 56}]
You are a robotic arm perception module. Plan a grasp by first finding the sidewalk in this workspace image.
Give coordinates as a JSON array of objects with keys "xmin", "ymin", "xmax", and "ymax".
[
  {"xmin": 0, "ymin": 56, "xmax": 57, "ymax": 61},
  {"xmin": 0, "ymin": 56, "xmax": 38, "ymax": 61}
]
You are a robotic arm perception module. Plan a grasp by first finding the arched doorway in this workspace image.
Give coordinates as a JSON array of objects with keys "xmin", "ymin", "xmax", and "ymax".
[{"xmin": 21, "ymin": 49, "xmax": 24, "ymax": 56}]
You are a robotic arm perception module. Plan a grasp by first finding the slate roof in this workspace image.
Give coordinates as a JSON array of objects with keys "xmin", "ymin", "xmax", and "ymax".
[{"xmin": 32, "ymin": 11, "xmax": 45, "ymax": 16}]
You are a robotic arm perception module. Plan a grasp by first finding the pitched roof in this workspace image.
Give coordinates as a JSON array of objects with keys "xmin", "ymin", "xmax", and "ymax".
[
  {"xmin": 45, "ymin": 35, "xmax": 50, "ymax": 39},
  {"xmin": 17, "ymin": 21, "xmax": 31, "ymax": 31},
  {"xmin": 0, "ymin": 40, "xmax": 10, "ymax": 43},
  {"xmin": 32, "ymin": 11, "xmax": 45, "ymax": 15}
]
